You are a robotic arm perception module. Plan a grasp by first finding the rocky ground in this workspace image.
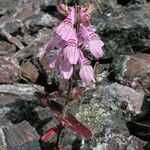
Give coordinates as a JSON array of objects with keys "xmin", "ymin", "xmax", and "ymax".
[{"xmin": 0, "ymin": 0, "xmax": 150, "ymax": 150}]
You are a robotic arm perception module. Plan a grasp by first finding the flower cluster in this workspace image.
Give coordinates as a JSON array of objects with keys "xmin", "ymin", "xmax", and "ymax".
[{"xmin": 43, "ymin": 4, "xmax": 104, "ymax": 85}]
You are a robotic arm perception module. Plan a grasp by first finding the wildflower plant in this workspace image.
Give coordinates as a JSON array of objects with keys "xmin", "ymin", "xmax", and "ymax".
[{"xmin": 37, "ymin": 1, "xmax": 104, "ymax": 148}]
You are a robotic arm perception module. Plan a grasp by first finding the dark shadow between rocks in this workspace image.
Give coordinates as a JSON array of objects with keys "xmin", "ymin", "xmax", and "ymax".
[
  {"xmin": 72, "ymin": 137, "xmax": 82, "ymax": 150},
  {"xmin": 127, "ymin": 96, "xmax": 150, "ymax": 141},
  {"xmin": 5, "ymin": 99, "xmax": 53, "ymax": 135}
]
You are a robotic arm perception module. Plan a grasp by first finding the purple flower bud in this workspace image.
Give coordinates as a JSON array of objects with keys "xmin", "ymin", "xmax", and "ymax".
[{"xmin": 55, "ymin": 7, "xmax": 75, "ymax": 41}]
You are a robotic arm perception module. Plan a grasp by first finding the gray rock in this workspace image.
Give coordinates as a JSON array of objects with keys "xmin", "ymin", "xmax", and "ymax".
[
  {"xmin": 111, "ymin": 53, "xmax": 150, "ymax": 95},
  {"xmin": 0, "ymin": 41, "xmax": 16, "ymax": 56},
  {"xmin": 0, "ymin": 57, "xmax": 20, "ymax": 83},
  {"xmin": 2, "ymin": 121, "xmax": 41, "ymax": 150},
  {"xmin": 73, "ymin": 83, "xmax": 145, "ymax": 149},
  {"xmin": 111, "ymin": 53, "xmax": 150, "ymax": 80},
  {"xmin": 25, "ymin": 13, "xmax": 58, "ymax": 34},
  {"xmin": 97, "ymin": 82, "xmax": 144, "ymax": 112},
  {"xmin": 93, "ymin": 3, "xmax": 150, "ymax": 57},
  {"xmin": 0, "ymin": 84, "xmax": 44, "ymax": 96}
]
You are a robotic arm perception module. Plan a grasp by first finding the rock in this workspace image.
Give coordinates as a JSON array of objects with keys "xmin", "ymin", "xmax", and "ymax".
[
  {"xmin": 0, "ymin": 41, "xmax": 16, "ymax": 56},
  {"xmin": 40, "ymin": 0, "xmax": 57, "ymax": 6},
  {"xmin": 0, "ymin": 17, "xmax": 22, "ymax": 34},
  {"xmin": 0, "ymin": 127, "xmax": 7, "ymax": 150},
  {"xmin": 0, "ymin": 94, "xmax": 39, "ymax": 107},
  {"xmin": 20, "ymin": 61, "xmax": 39, "ymax": 83},
  {"xmin": 0, "ymin": 57, "xmax": 20, "ymax": 83},
  {"xmin": 136, "ymin": 73, "xmax": 150, "ymax": 95},
  {"xmin": 0, "ymin": 115, "xmax": 11, "ymax": 127},
  {"xmin": 96, "ymin": 82, "xmax": 144, "ymax": 112},
  {"xmin": 14, "ymin": 2, "xmax": 35, "ymax": 22},
  {"xmin": 25, "ymin": 13, "xmax": 58, "ymax": 34},
  {"xmin": 111, "ymin": 53, "xmax": 150, "ymax": 94},
  {"xmin": 127, "ymin": 96, "xmax": 150, "ymax": 141},
  {"xmin": 2, "ymin": 121, "xmax": 41, "ymax": 150},
  {"xmin": 0, "ymin": 95, "xmax": 23, "ymax": 107},
  {"xmin": 111, "ymin": 53, "xmax": 150, "ymax": 81},
  {"xmin": 0, "ymin": 84, "xmax": 44, "ymax": 96},
  {"xmin": 94, "ymin": 3, "xmax": 150, "ymax": 57},
  {"xmin": 13, "ymin": 40, "xmax": 44, "ymax": 62},
  {"xmin": 61, "ymin": 88, "xmax": 145, "ymax": 150},
  {"xmin": 75, "ymin": 84, "xmax": 146, "ymax": 149},
  {"xmin": 117, "ymin": 0, "xmax": 146, "ymax": 6},
  {"xmin": 1, "ymin": 31, "xmax": 25, "ymax": 49},
  {"xmin": 37, "ymin": 27, "xmax": 52, "ymax": 39},
  {"xmin": 0, "ymin": 0, "xmax": 18, "ymax": 16},
  {"xmin": 22, "ymin": 33, "xmax": 35, "ymax": 45}
]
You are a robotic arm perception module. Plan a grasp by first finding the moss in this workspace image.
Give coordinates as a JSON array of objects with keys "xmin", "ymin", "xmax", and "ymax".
[
  {"xmin": 75, "ymin": 103, "xmax": 110, "ymax": 133},
  {"xmin": 75, "ymin": 100, "xmax": 133, "ymax": 134}
]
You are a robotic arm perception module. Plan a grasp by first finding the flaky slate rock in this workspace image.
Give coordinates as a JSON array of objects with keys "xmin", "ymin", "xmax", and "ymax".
[
  {"xmin": 111, "ymin": 53, "xmax": 150, "ymax": 81},
  {"xmin": 0, "ymin": 41, "xmax": 16, "ymax": 56},
  {"xmin": 0, "ymin": 84, "xmax": 44, "ymax": 96},
  {"xmin": 0, "ymin": 57, "xmax": 20, "ymax": 83},
  {"xmin": 111, "ymin": 53, "xmax": 150, "ymax": 95},
  {"xmin": 20, "ymin": 61, "xmax": 39, "ymax": 83},
  {"xmin": 2, "ymin": 121, "xmax": 41, "ymax": 150},
  {"xmin": 97, "ymin": 82, "xmax": 144, "ymax": 112},
  {"xmin": 25, "ymin": 13, "xmax": 58, "ymax": 34},
  {"xmin": 93, "ymin": 3, "xmax": 150, "ymax": 57}
]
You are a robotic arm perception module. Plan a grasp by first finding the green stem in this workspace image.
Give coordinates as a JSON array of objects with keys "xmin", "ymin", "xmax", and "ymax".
[
  {"xmin": 94, "ymin": 0, "xmax": 103, "ymax": 14},
  {"xmin": 62, "ymin": 79, "xmax": 72, "ymax": 117},
  {"xmin": 65, "ymin": 0, "xmax": 68, "ymax": 4}
]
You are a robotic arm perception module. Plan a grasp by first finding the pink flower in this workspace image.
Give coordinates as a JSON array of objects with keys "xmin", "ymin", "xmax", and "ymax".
[
  {"xmin": 56, "ymin": 40, "xmax": 67, "ymax": 50},
  {"xmin": 61, "ymin": 59, "xmax": 73, "ymax": 79},
  {"xmin": 49, "ymin": 49, "xmax": 63, "ymax": 69},
  {"xmin": 79, "ymin": 64, "xmax": 95, "ymax": 85},
  {"xmin": 79, "ymin": 25, "xmax": 104, "ymax": 58},
  {"xmin": 80, "ymin": 10, "xmax": 90, "ymax": 26},
  {"xmin": 79, "ymin": 51, "xmax": 95, "ymax": 85},
  {"xmin": 49, "ymin": 54, "xmax": 58, "ymax": 69},
  {"xmin": 55, "ymin": 7, "xmax": 75, "ymax": 41},
  {"xmin": 43, "ymin": 34, "xmax": 62, "ymax": 53},
  {"xmin": 43, "ymin": 5, "xmax": 105, "ymax": 83},
  {"xmin": 63, "ymin": 29, "xmax": 79, "ymax": 64}
]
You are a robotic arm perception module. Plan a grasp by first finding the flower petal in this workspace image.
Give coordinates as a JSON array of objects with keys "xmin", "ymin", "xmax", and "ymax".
[
  {"xmin": 64, "ymin": 46, "xmax": 79, "ymax": 64},
  {"xmin": 55, "ymin": 7, "xmax": 75, "ymax": 41},
  {"xmin": 63, "ymin": 29, "xmax": 79, "ymax": 64},
  {"xmin": 80, "ymin": 10, "xmax": 90, "ymax": 26},
  {"xmin": 49, "ymin": 55, "xmax": 58, "ymax": 68},
  {"xmin": 79, "ymin": 25, "xmax": 90, "ymax": 41},
  {"xmin": 61, "ymin": 60, "xmax": 73, "ymax": 79},
  {"xmin": 89, "ymin": 39, "xmax": 104, "ymax": 58},
  {"xmin": 43, "ymin": 35, "xmax": 62, "ymax": 53},
  {"xmin": 79, "ymin": 50, "xmax": 90, "ymax": 66},
  {"xmin": 79, "ymin": 65, "xmax": 95, "ymax": 85},
  {"xmin": 79, "ymin": 25, "xmax": 104, "ymax": 58}
]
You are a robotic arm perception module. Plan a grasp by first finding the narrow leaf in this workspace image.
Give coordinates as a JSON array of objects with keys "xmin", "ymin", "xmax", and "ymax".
[
  {"xmin": 63, "ymin": 113, "xmax": 93, "ymax": 139},
  {"xmin": 41, "ymin": 127, "xmax": 57, "ymax": 142}
]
